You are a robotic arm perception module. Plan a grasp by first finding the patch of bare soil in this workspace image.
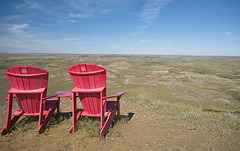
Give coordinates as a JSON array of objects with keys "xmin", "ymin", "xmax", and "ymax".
[
  {"xmin": 108, "ymin": 61, "xmax": 132, "ymax": 70},
  {"xmin": 0, "ymin": 100, "xmax": 239, "ymax": 151}
]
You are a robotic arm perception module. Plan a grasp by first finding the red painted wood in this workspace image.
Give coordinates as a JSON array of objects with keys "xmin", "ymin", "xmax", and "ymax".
[
  {"xmin": 1, "ymin": 66, "xmax": 59, "ymax": 135},
  {"xmin": 100, "ymin": 110, "xmax": 116, "ymax": 136},
  {"xmin": 69, "ymin": 64, "xmax": 125, "ymax": 136}
]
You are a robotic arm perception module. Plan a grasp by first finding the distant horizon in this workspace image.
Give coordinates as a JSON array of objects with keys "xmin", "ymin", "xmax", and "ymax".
[{"xmin": 0, "ymin": 52, "xmax": 239, "ymax": 57}]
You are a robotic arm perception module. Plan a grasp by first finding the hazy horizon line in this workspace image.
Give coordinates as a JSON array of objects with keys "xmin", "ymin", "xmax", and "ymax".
[{"xmin": 0, "ymin": 52, "xmax": 239, "ymax": 57}]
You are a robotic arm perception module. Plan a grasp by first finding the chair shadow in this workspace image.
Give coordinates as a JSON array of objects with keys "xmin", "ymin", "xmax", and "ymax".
[
  {"xmin": 47, "ymin": 112, "xmax": 72, "ymax": 126},
  {"xmin": 124, "ymin": 112, "xmax": 135, "ymax": 121},
  {"xmin": 10, "ymin": 112, "xmax": 73, "ymax": 133},
  {"xmin": 112, "ymin": 112, "xmax": 135, "ymax": 126},
  {"xmin": 49, "ymin": 109, "xmax": 83, "ymax": 124}
]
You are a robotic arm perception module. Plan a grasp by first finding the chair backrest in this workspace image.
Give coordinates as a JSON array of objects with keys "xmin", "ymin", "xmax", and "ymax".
[
  {"xmin": 6, "ymin": 66, "xmax": 49, "ymax": 113},
  {"xmin": 69, "ymin": 64, "xmax": 107, "ymax": 115}
]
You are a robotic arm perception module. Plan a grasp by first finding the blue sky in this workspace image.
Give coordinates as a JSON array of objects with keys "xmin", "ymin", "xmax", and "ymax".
[{"xmin": 0, "ymin": 0, "xmax": 240, "ymax": 56}]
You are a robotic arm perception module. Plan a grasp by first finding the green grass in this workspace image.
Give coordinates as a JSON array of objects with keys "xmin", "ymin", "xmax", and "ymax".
[
  {"xmin": 75, "ymin": 117, "xmax": 101, "ymax": 137},
  {"xmin": 126, "ymin": 97, "xmax": 240, "ymax": 133},
  {"xmin": 11, "ymin": 116, "xmax": 39, "ymax": 133},
  {"xmin": 74, "ymin": 116, "xmax": 128, "ymax": 137}
]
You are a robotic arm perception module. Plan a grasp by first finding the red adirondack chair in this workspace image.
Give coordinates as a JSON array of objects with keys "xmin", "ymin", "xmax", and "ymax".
[
  {"xmin": 69, "ymin": 64, "xmax": 125, "ymax": 136},
  {"xmin": 0, "ymin": 66, "xmax": 60, "ymax": 135}
]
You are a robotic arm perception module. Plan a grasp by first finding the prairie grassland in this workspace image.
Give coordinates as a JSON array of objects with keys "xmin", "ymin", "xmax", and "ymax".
[{"xmin": 0, "ymin": 54, "xmax": 240, "ymax": 150}]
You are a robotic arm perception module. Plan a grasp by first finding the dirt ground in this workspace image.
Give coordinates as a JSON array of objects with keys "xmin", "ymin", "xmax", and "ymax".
[{"xmin": 0, "ymin": 99, "xmax": 239, "ymax": 151}]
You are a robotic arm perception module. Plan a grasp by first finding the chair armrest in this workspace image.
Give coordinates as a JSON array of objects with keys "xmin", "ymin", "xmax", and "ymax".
[
  {"xmin": 8, "ymin": 87, "xmax": 46, "ymax": 94},
  {"xmin": 44, "ymin": 94, "xmax": 57, "ymax": 100},
  {"xmin": 44, "ymin": 91, "xmax": 72, "ymax": 100},
  {"xmin": 103, "ymin": 92, "xmax": 125, "ymax": 100}
]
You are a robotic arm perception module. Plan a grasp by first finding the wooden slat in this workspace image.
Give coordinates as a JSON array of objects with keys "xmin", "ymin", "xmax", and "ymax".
[
  {"xmin": 93, "ymin": 65, "xmax": 101, "ymax": 88},
  {"xmin": 69, "ymin": 70, "xmax": 105, "ymax": 75},
  {"xmin": 80, "ymin": 93, "xmax": 91, "ymax": 114},
  {"xmin": 81, "ymin": 64, "xmax": 90, "ymax": 89},
  {"xmin": 6, "ymin": 68, "xmax": 15, "ymax": 88},
  {"xmin": 15, "ymin": 94, "xmax": 24, "ymax": 111},
  {"xmin": 87, "ymin": 64, "xmax": 96, "ymax": 114}
]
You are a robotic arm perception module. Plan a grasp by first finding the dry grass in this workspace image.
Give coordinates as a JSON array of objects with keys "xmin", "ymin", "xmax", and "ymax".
[{"xmin": 0, "ymin": 54, "xmax": 240, "ymax": 150}]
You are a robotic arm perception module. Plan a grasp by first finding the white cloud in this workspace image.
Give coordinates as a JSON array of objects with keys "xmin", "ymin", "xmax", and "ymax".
[
  {"xmin": 65, "ymin": 0, "xmax": 125, "ymax": 18},
  {"xmin": 23, "ymin": 0, "xmax": 44, "ymax": 10},
  {"xmin": 61, "ymin": 38, "xmax": 80, "ymax": 41},
  {"xmin": 224, "ymin": 31, "xmax": 238, "ymax": 40},
  {"xmin": 69, "ymin": 20, "xmax": 76, "ymax": 23},
  {"xmin": 69, "ymin": 13, "xmax": 93, "ymax": 19},
  {"xmin": 224, "ymin": 32, "xmax": 232, "ymax": 36},
  {"xmin": 0, "ymin": 36, "xmax": 65, "ymax": 53},
  {"xmin": 4, "ymin": 15, "xmax": 24, "ymax": 22},
  {"xmin": 139, "ymin": 38, "xmax": 162, "ymax": 43},
  {"xmin": 8, "ymin": 24, "xmax": 29, "ymax": 33},
  {"xmin": 66, "ymin": 0, "xmax": 115, "ymax": 12},
  {"xmin": 139, "ymin": 0, "xmax": 173, "ymax": 27}
]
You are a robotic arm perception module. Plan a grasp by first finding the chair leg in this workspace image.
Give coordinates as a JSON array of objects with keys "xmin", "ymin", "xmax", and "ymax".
[
  {"xmin": 115, "ymin": 103, "xmax": 120, "ymax": 122},
  {"xmin": 100, "ymin": 110, "xmax": 116, "ymax": 137},
  {"xmin": 117, "ymin": 97, "xmax": 121, "ymax": 122},
  {"xmin": 38, "ymin": 106, "xmax": 57, "ymax": 133},
  {"xmin": 69, "ymin": 92, "xmax": 77, "ymax": 133},
  {"xmin": 0, "ymin": 94, "xmax": 16, "ymax": 135},
  {"xmin": 38, "ymin": 98, "xmax": 58, "ymax": 133},
  {"xmin": 0, "ymin": 127, "xmax": 8, "ymax": 135},
  {"xmin": 57, "ymin": 97, "xmax": 60, "ymax": 113},
  {"xmin": 1, "ymin": 115, "xmax": 22, "ymax": 135}
]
